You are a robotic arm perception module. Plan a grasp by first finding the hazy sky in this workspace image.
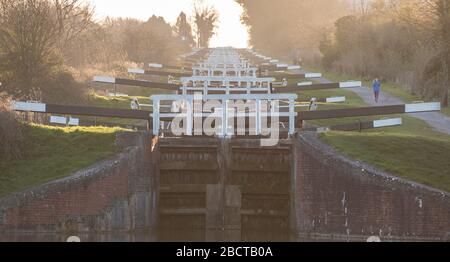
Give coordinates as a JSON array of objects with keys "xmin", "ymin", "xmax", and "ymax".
[{"xmin": 91, "ymin": 0, "xmax": 249, "ymax": 48}]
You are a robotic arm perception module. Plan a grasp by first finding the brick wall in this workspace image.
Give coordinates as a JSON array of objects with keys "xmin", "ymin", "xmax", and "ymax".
[
  {"xmin": 0, "ymin": 132, "xmax": 158, "ymax": 233},
  {"xmin": 293, "ymin": 132, "xmax": 450, "ymax": 241}
]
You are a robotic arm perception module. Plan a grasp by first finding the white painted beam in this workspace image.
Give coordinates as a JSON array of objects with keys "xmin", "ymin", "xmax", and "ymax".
[
  {"xmin": 11, "ymin": 101, "xmax": 46, "ymax": 112},
  {"xmin": 405, "ymin": 102, "xmax": 441, "ymax": 113},
  {"xmin": 50, "ymin": 116, "xmax": 80, "ymax": 126},
  {"xmin": 93, "ymin": 76, "xmax": 116, "ymax": 84},
  {"xmin": 373, "ymin": 118, "xmax": 402, "ymax": 128},
  {"xmin": 297, "ymin": 82, "xmax": 313, "ymax": 86},
  {"xmin": 69, "ymin": 117, "xmax": 80, "ymax": 126},
  {"xmin": 148, "ymin": 63, "xmax": 163, "ymax": 68},
  {"xmin": 288, "ymin": 65, "xmax": 301, "ymax": 70},
  {"xmin": 277, "ymin": 64, "xmax": 288, "ymax": 68},
  {"xmin": 325, "ymin": 97, "xmax": 346, "ymax": 103},
  {"xmin": 128, "ymin": 68, "xmax": 145, "ymax": 74},
  {"xmin": 50, "ymin": 116, "xmax": 67, "ymax": 125},
  {"xmin": 339, "ymin": 81, "xmax": 362, "ymax": 88},
  {"xmin": 305, "ymin": 73, "xmax": 322, "ymax": 78}
]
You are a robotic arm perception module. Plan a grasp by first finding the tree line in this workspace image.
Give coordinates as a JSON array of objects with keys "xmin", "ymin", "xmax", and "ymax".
[
  {"xmin": 237, "ymin": 0, "xmax": 450, "ymax": 106},
  {"xmin": 0, "ymin": 0, "xmax": 219, "ymax": 104}
]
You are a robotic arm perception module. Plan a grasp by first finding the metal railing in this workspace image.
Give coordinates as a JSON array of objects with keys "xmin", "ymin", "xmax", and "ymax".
[{"xmin": 151, "ymin": 94, "xmax": 298, "ymax": 137}]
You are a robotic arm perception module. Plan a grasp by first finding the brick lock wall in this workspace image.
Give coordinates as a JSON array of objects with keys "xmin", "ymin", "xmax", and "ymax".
[
  {"xmin": 0, "ymin": 132, "xmax": 157, "ymax": 233},
  {"xmin": 294, "ymin": 133, "xmax": 450, "ymax": 240},
  {"xmin": 3, "ymin": 160, "xmax": 130, "ymax": 230}
]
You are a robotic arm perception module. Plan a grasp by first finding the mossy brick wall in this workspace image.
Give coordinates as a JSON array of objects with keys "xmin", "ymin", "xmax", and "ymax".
[
  {"xmin": 293, "ymin": 133, "xmax": 450, "ymax": 241},
  {"xmin": 0, "ymin": 132, "xmax": 158, "ymax": 233}
]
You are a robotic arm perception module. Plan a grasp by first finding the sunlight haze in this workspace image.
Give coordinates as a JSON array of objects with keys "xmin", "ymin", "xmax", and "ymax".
[{"xmin": 91, "ymin": 0, "xmax": 249, "ymax": 48}]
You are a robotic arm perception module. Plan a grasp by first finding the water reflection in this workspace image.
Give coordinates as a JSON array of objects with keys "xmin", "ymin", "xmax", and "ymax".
[{"xmin": 0, "ymin": 229, "xmax": 295, "ymax": 242}]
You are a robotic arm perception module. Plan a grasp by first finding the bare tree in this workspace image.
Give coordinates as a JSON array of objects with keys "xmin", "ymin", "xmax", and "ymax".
[
  {"xmin": 193, "ymin": 0, "xmax": 219, "ymax": 48},
  {"xmin": 0, "ymin": 0, "xmax": 93, "ymax": 99},
  {"xmin": 350, "ymin": 0, "xmax": 371, "ymax": 15},
  {"xmin": 418, "ymin": 0, "xmax": 450, "ymax": 106}
]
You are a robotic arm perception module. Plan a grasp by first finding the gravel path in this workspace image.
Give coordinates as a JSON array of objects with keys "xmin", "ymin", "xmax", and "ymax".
[{"xmin": 298, "ymin": 69, "xmax": 450, "ymax": 135}]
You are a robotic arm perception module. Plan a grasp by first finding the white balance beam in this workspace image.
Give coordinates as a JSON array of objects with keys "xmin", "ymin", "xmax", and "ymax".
[
  {"xmin": 406, "ymin": 102, "xmax": 441, "ymax": 113},
  {"xmin": 305, "ymin": 73, "xmax": 322, "ymax": 78},
  {"xmin": 149, "ymin": 63, "xmax": 163, "ymax": 68},
  {"xmin": 50, "ymin": 116, "xmax": 80, "ymax": 126},
  {"xmin": 128, "ymin": 68, "xmax": 145, "ymax": 74},
  {"xmin": 288, "ymin": 65, "xmax": 301, "ymax": 70},
  {"xmin": 11, "ymin": 101, "xmax": 46, "ymax": 112},
  {"xmin": 339, "ymin": 81, "xmax": 362, "ymax": 88},
  {"xmin": 93, "ymin": 76, "xmax": 116, "ymax": 84},
  {"xmin": 297, "ymin": 82, "xmax": 313, "ymax": 86},
  {"xmin": 325, "ymin": 97, "xmax": 346, "ymax": 103},
  {"xmin": 373, "ymin": 118, "xmax": 402, "ymax": 128}
]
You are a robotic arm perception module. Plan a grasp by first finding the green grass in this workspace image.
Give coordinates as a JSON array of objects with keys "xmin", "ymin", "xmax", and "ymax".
[
  {"xmin": 115, "ymin": 84, "xmax": 174, "ymax": 97},
  {"xmin": 320, "ymin": 128, "xmax": 450, "ymax": 192},
  {"xmin": 82, "ymin": 93, "xmax": 152, "ymax": 127},
  {"xmin": 298, "ymin": 66, "xmax": 450, "ymax": 192},
  {"xmin": 443, "ymin": 106, "xmax": 450, "ymax": 117},
  {"xmin": 86, "ymin": 83, "xmax": 178, "ymax": 127},
  {"xmin": 0, "ymin": 124, "xmax": 124, "ymax": 198},
  {"xmin": 88, "ymin": 93, "xmax": 152, "ymax": 110},
  {"xmin": 296, "ymin": 89, "xmax": 366, "ymax": 108}
]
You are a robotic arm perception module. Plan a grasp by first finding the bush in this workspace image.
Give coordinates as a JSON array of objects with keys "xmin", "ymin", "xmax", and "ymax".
[
  {"xmin": 0, "ymin": 96, "xmax": 23, "ymax": 161},
  {"xmin": 40, "ymin": 69, "xmax": 87, "ymax": 105}
]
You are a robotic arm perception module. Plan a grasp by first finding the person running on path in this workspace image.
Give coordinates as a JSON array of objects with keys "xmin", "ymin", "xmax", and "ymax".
[{"xmin": 372, "ymin": 78, "xmax": 381, "ymax": 103}]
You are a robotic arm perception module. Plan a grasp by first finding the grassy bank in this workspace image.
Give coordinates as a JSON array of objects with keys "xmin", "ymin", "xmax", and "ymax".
[
  {"xmin": 88, "ymin": 93, "xmax": 151, "ymax": 110},
  {"xmin": 314, "ymin": 103, "xmax": 450, "ymax": 193},
  {"xmin": 297, "ymin": 67, "xmax": 450, "ymax": 192},
  {"xmin": 79, "ymin": 93, "xmax": 152, "ymax": 127},
  {"xmin": 0, "ymin": 124, "xmax": 124, "ymax": 198},
  {"xmin": 320, "ymin": 129, "xmax": 450, "ymax": 192},
  {"xmin": 443, "ymin": 107, "xmax": 450, "ymax": 117}
]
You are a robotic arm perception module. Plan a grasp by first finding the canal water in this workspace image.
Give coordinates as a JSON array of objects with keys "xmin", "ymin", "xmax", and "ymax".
[{"xmin": 0, "ymin": 229, "xmax": 323, "ymax": 242}]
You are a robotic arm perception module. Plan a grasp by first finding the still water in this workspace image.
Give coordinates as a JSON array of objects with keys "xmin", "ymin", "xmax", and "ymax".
[{"xmin": 0, "ymin": 229, "xmax": 321, "ymax": 242}]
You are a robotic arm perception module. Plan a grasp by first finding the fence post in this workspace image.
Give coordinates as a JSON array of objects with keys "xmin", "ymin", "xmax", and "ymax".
[
  {"xmin": 153, "ymin": 98, "xmax": 160, "ymax": 136},
  {"xmin": 289, "ymin": 98, "xmax": 295, "ymax": 135},
  {"xmin": 221, "ymin": 98, "xmax": 228, "ymax": 137},
  {"xmin": 256, "ymin": 99, "xmax": 261, "ymax": 135},
  {"xmin": 186, "ymin": 97, "xmax": 193, "ymax": 136}
]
